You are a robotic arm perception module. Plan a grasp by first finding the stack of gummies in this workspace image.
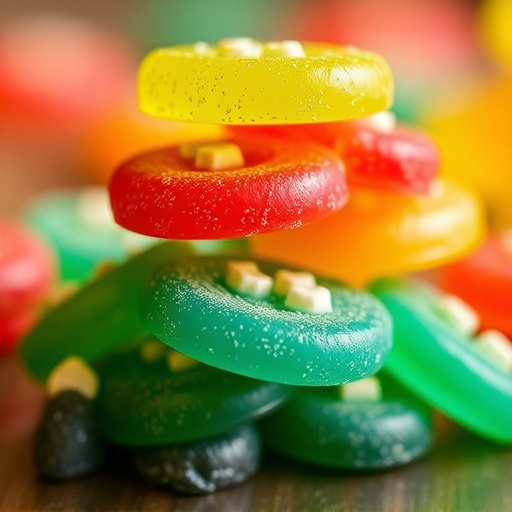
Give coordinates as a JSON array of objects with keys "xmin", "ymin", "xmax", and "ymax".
[{"xmin": 19, "ymin": 38, "xmax": 512, "ymax": 495}]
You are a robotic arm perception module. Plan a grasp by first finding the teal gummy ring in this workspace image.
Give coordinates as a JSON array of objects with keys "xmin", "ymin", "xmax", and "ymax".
[
  {"xmin": 95, "ymin": 345, "xmax": 292, "ymax": 446},
  {"xmin": 370, "ymin": 277, "xmax": 512, "ymax": 444},
  {"xmin": 259, "ymin": 373, "xmax": 433, "ymax": 469},
  {"xmin": 143, "ymin": 256, "xmax": 393, "ymax": 386},
  {"xmin": 19, "ymin": 242, "xmax": 195, "ymax": 382}
]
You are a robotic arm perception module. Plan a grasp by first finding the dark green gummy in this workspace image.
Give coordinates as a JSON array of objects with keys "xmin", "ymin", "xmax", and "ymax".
[
  {"xmin": 259, "ymin": 374, "xmax": 433, "ymax": 469},
  {"xmin": 95, "ymin": 345, "xmax": 292, "ymax": 446}
]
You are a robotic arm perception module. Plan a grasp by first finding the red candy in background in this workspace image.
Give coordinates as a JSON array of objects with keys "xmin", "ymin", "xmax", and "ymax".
[
  {"xmin": 440, "ymin": 234, "xmax": 512, "ymax": 337},
  {"xmin": 0, "ymin": 222, "xmax": 56, "ymax": 319},
  {"xmin": 0, "ymin": 14, "xmax": 137, "ymax": 139},
  {"xmin": 230, "ymin": 116, "xmax": 440, "ymax": 194}
]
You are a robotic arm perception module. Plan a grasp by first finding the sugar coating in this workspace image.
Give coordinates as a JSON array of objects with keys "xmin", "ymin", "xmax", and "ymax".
[
  {"xmin": 138, "ymin": 42, "xmax": 394, "ymax": 124},
  {"xmin": 143, "ymin": 257, "xmax": 393, "ymax": 386},
  {"xmin": 260, "ymin": 384, "xmax": 432, "ymax": 469},
  {"xmin": 96, "ymin": 347, "xmax": 291, "ymax": 445},
  {"xmin": 110, "ymin": 137, "xmax": 347, "ymax": 239}
]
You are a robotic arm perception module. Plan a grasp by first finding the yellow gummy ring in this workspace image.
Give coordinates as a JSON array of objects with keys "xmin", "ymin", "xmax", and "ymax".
[{"xmin": 137, "ymin": 40, "xmax": 394, "ymax": 125}]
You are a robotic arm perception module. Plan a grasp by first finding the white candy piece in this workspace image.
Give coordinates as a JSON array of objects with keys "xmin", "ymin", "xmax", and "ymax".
[
  {"xmin": 79, "ymin": 187, "xmax": 114, "ymax": 229},
  {"xmin": 340, "ymin": 376, "xmax": 382, "ymax": 402},
  {"xmin": 179, "ymin": 141, "xmax": 209, "ymax": 159},
  {"xmin": 140, "ymin": 340, "xmax": 168, "ymax": 363},
  {"xmin": 47, "ymin": 356, "xmax": 99, "ymax": 400},
  {"xmin": 226, "ymin": 260, "xmax": 273, "ymax": 298},
  {"xmin": 273, "ymin": 269, "xmax": 316, "ymax": 296},
  {"xmin": 194, "ymin": 143, "xmax": 245, "ymax": 171},
  {"xmin": 437, "ymin": 293, "xmax": 480, "ymax": 337},
  {"xmin": 361, "ymin": 111, "xmax": 396, "ymax": 133},
  {"xmin": 473, "ymin": 330, "xmax": 512, "ymax": 374},
  {"xmin": 285, "ymin": 285, "xmax": 332, "ymax": 314},
  {"xmin": 264, "ymin": 40, "xmax": 306, "ymax": 57},
  {"xmin": 217, "ymin": 37, "xmax": 262, "ymax": 58},
  {"xmin": 167, "ymin": 351, "xmax": 199, "ymax": 372},
  {"xmin": 193, "ymin": 41, "xmax": 211, "ymax": 55}
]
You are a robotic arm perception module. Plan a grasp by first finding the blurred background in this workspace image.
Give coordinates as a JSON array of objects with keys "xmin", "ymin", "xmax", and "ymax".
[{"xmin": 1, "ymin": 0, "xmax": 510, "ymax": 221}]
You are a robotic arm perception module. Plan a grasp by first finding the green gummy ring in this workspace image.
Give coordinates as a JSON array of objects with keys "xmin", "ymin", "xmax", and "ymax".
[
  {"xmin": 259, "ymin": 374, "xmax": 433, "ymax": 469},
  {"xmin": 369, "ymin": 277, "xmax": 512, "ymax": 444},
  {"xmin": 19, "ymin": 242, "xmax": 197, "ymax": 382},
  {"xmin": 95, "ymin": 345, "xmax": 292, "ymax": 446},
  {"xmin": 143, "ymin": 256, "xmax": 393, "ymax": 386}
]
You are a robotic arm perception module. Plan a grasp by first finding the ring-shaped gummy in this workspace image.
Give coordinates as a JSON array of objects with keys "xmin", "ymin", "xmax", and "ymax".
[
  {"xmin": 370, "ymin": 277, "xmax": 512, "ymax": 444},
  {"xmin": 109, "ymin": 136, "xmax": 347, "ymax": 240},
  {"xmin": 95, "ymin": 345, "xmax": 291, "ymax": 446},
  {"xmin": 229, "ymin": 119, "xmax": 440, "ymax": 195},
  {"xmin": 259, "ymin": 374, "xmax": 433, "ymax": 469},
  {"xmin": 251, "ymin": 179, "xmax": 485, "ymax": 287},
  {"xmin": 138, "ymin": 42, "xmax": 394, "ymax": 125},
  {"xmin": 19, "ymin": 242, "xmax": 196, "ymax": 382},
  {"xmin": 143, "ymin": 256, "xmax": 393, "ymax": 386}
]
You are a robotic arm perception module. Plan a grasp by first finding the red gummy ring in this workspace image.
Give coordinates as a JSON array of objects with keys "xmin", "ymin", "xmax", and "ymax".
[
  {"xmin": 0, "ymin": 222, "xmax": 55, "ymax": 316},
  {"xmin": 230, "ymin": 117, "xmax": 439, "ymax": 194},
  {"xmin": 109, "ymin": 136, "xmax": 347, "ymax": 240}
]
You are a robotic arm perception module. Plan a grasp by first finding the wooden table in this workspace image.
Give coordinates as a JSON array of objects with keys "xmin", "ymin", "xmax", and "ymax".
[{"xmin": 1, "ymin": 415, "xmax": 511, "ymax": 512}]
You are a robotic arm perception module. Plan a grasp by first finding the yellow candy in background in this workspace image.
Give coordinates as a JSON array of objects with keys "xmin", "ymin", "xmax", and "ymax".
[{"xmin": 421, "ymin": 77, "xmax": 512, "ymax": 229}]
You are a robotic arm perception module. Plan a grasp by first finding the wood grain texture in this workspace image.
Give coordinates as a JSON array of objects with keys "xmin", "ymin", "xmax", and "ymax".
[{"xmin": 1, "ymin": 417, "xmax": 511, "ymax": 512}]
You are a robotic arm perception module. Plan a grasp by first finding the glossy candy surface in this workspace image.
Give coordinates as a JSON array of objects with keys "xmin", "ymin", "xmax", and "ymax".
[
  {"xmin": 96, "ymin": 345, "xmax": 291, "ymax": 446},
  {"xmin": 138, "ymin": 40, "xmax": 394, "ymax": 124},
  {"xmin": 260, "ymin": 374, "xmax": 433, "ymax": 469},
  {"xmin": 230, "ymin": 115, "xmax": 440, "ymax": 194},
  {"xmin": 109, "ymin": 136, "xmax": 347, "ymax": 240},
  {"xmin": 440, "ymin": 234, "xmax": 512, "ymax": 337},
  {"xmin": 19, "ymin": 242, "xmax": 196, "ymax": 382},
  {"xmin": 0, "ymin": 222, "xmax": 55, "ymax": 316},
  {"xmin": 251, "ymin": 180, "xmax": 485, "ymax": 286},
  {"xmin": 143, "ymin": 256, "xmax": 393, "ymax": 386},
  {"xmin": 25, "ymin": 188, "xmax": 157, "ymax": 282},
  {"xmin": 133, "ymin": 423, "xmax": 261, "ymax": 494},
  {"xmin": 370, "ymin": 277, "xmax": 512, "ymax": 444}
]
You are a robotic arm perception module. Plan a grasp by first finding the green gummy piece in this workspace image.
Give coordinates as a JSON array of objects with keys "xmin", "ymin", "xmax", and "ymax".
[
  {"xmin": 18, "ymin": 242, "xmax": 195, "ymax": 382},
  {"xmin": 95, "ymin": 344, "xmax": 292, "ymax": 446},
  {"xmin": 143, "ymin": 256, "xmax": 393, "ymax": 386},
  {"xmin": 370, "ymin": 277, "xmax": 512, "ymax": 444},
  {"xmin": 259, "ymin": 373, "xmax": 433, "ymax": 469},
  {"xmin": 24, "ymin": 190, "xmax": 157, "ymax": 282}
]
